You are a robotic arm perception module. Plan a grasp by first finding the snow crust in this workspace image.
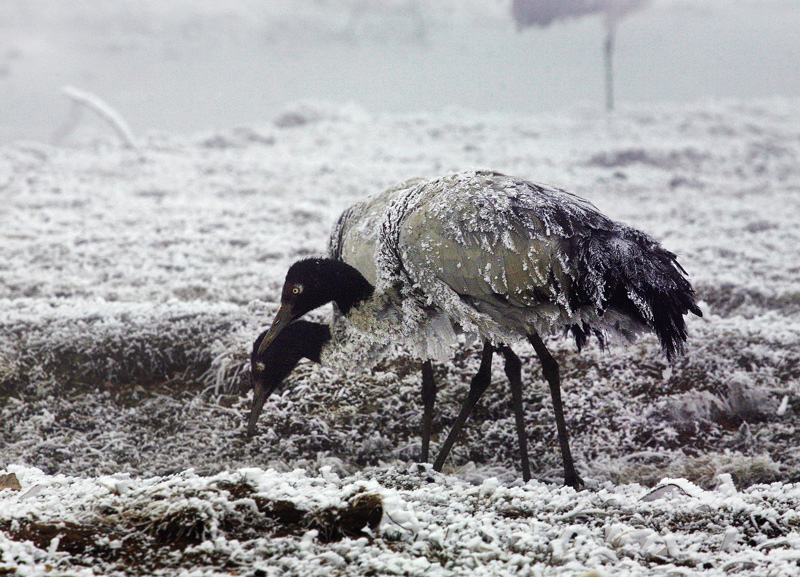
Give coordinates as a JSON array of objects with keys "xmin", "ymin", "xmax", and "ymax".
[
  {"xmin": 2, "ymin": 464, "xmax": 800, "ymax": 576},
  {"xmin": 3, "ymin": 97, "xmax": 800, "ymax": 575}
]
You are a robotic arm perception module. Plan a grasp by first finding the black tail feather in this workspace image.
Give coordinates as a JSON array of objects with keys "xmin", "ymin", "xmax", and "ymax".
[{"xmin": 571, "ymin": 227, "xmax": 701, "ymax": 362}]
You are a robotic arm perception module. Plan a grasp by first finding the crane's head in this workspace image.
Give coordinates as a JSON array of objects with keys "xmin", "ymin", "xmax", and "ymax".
[
  {"xmin": 247, "ymin": 328, "xmax": 283, "ymax": 437},
  {"xmin": 247, "ymin": 258, "xmax": 370, "ymax": 436},
  {"xmin": 255, "ymin": 258, "xmax": 373, "ymax": 357},
  {"xmin": 246, "ymin": 320, "xmax": 330, "ymax": 437}
]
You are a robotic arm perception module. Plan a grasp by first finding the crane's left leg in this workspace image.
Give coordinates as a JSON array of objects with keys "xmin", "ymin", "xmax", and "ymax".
[
  {"xmin": 419, "ymin": 360, "xmax": 437, "ymax": 463},
  {"xmin": 433, "ymin": 342, "xmax": 494, "ymax": 473},
  {"xmin": 527, "ymin": 332, "xmax": 584, "ymax": 489},
  {"xmin": 497, "ymin": 345, "xmax": 532, "ymax": 482}
]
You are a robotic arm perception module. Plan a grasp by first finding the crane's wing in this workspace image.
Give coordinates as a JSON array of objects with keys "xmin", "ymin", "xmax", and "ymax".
[
  {"xmin": 384, "ymin": 171, "xmax": 612, "ymax": 339},
  {"xmin": 382, "ymin": 170, "xmax": 699, "ymax": 357},
  {"xmin": 401, "ymin": 173, "xmax": 605, "ymax": 307}
]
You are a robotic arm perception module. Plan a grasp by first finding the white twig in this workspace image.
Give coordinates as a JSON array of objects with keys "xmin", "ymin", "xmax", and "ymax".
[{"xmin": 58, "ymin": 85, "xmax": 137, "ymax": 149}]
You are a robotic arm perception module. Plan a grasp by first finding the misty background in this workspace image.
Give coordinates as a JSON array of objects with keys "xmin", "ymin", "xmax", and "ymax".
[{"xmin": 1, "ymin": 0, "xmax": 798, "ymax": 145}]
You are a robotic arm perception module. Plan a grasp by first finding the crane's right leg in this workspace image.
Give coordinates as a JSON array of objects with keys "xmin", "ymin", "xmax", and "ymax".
[
  {"xmin": 527, "ymin": 332, "xmax": 584, "ymax": 489},
  {"xmin": 433, "ymin": 342, "xmax": 494, "ymax": 473},
  {"xmin": 419, "ymin": 360, "xmax": 436, "ymax": 463}
]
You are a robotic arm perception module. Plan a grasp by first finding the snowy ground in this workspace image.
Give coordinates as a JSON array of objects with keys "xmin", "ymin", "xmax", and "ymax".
[{"xmin": 2, "ymin": 98, "xmax": 800, "ymax": 575}]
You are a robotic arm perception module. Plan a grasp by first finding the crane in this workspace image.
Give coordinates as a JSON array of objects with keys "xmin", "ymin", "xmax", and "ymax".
[
  {"xmin": 246, "ymin": 177, "xmax": 534, "ymax": 479},
  {"xmin": 248, "ymin": 170, "xmax": 701, "ymax": 488},
  {"xmin": 327, "ymin": 177, "xmax": 533, "ymax": 478}
]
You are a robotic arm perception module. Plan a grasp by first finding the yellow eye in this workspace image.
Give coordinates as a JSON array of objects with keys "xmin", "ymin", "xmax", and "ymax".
[{"xmin": 292, "ymin": 285, "xmax": 302, "ymax": 295}]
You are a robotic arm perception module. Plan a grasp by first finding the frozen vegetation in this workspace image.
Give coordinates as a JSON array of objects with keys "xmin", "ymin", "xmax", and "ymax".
[{"xmin": 2, "ymin": 97, "xmax": 800, "ymax": 575}]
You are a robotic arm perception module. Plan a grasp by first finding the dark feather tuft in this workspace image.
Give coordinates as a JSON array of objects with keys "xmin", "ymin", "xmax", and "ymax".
[{"xmin": 570, "ymin": 226, "xmax": 701, "ymax": 362}]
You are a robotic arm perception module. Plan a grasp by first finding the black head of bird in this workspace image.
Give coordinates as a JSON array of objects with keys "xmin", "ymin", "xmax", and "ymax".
[
  {"xmin": 255, "ymin": 258, "xmax": 373, "ymax": 356},
  {"xmin": 247, "ymin": 258, "xmax": 372, "ymax": 436},
  {"xmin": 247, "ymin": 319, "xmax": 331, "ymax": 436}
]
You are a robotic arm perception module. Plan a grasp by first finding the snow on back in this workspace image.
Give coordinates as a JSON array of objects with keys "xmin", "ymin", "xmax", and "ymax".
[{"xmin": 366, "ymin": 169, "xmax": 693, "ymax": 353}]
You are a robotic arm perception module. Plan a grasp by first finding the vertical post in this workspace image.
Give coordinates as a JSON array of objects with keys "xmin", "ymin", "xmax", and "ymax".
[{"xmin": 604, "ymin": 22, "xmax": 616, "ymax": 113}]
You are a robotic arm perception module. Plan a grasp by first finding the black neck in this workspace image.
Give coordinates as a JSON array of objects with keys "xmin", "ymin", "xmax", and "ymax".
[
  {"xmin": 281, "ymin": 257, "xmax": 375, "ymax": 320},
  {"xmin": 331, "ymin": 265, "xmax": 374, "ymax": 315}
]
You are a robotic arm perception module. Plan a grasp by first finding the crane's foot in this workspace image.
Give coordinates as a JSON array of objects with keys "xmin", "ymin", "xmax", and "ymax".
[{"xmin": 564, "ymin": 470, "xmax": 585, "ymax": 490}]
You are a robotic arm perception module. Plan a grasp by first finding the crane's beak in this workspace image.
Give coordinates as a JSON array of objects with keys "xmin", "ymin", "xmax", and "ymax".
[
  {"xmin": 256, "ymin": 302, "xmax": 295, "ymax": 356},
  {"xmin": 246, "ymin": 371, "xmax": 275, "ymax": 437}
]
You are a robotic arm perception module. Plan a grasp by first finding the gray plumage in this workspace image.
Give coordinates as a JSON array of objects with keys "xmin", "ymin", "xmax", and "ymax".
[{"xmin": 332, "ymin": 169, "xmax": 699, "ymax": 359}]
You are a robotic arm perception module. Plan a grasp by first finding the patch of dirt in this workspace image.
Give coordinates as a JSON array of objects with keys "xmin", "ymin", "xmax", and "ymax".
[{"xmin": 0, "ymin": 480, "xmax": 382, "ymax": 574}]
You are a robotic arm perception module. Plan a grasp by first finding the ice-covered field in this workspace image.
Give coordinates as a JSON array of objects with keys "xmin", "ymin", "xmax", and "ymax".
[{"xmin": 2, "ymin": 98, "xmax": 800, "ymax": 575}]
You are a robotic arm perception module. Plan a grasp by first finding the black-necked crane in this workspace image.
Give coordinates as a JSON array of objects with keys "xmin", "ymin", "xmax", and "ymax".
[
  {"xmin": 248, "ymin": 170, "xmax": 701, "ymax": 488},
  {"xmin": 246, "ymin": 177, "xmax": 530, "ymax": 475},
  {"xmin": 326, "ymin": 177, "xmax": 532, "ymax": 477}
]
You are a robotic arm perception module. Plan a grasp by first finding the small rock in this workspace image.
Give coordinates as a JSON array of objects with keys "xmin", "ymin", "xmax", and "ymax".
[{"xmin": 0, "ymin": 472, "xmax": 21, "ymax": 491}]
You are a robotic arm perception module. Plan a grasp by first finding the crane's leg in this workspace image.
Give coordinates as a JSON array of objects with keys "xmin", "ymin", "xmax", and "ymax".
[
  {"xmin": 419, "ymin": 360, "xmax": 437, "ymax": 463},
  {"xmin": 497, "ymin": 345, "xmax": 532, "ymax": 482},
  {"xmin": 527, "ymin": 332, "xmax": 584, "ymax": 489},
  {"xmin": 433, "ymin": 342, "xmax": 494, "ymax": 473}
]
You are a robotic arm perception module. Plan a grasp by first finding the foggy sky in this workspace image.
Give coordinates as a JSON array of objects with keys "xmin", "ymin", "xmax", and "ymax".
[{"xmin": 1, "ymin": 0, "xmax": 798, "ymax": 144}]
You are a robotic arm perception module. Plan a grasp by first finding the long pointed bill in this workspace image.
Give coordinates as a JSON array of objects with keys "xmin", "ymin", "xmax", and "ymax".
[
  {"xmin": 246, "ymin": 376, "xmax": 272, "ymax": 437},
  {"xmin": 256, "ymin": 303, "xmax": 295, "ymax": 356}
]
